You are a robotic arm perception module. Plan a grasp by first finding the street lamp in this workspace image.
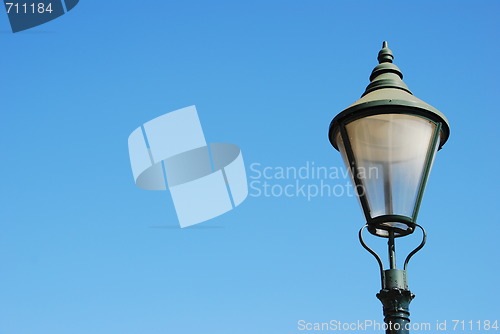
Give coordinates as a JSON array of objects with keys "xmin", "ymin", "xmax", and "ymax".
[{"xmin": 328, "ymin": 42, "xmax": 450, "ymax": 333}]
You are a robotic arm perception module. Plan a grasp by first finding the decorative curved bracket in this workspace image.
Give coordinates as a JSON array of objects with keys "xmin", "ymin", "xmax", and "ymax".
[
  {"xmin": 359, "ymin": 225, "xmax": 384, "ymax": 285},
  {"xmin": 358, "ymin": 224, "xmax": 427, "ymax": 286},
  {"xmin": 404, "ymin": 224, "xmax": 427, "ymax": 270}
]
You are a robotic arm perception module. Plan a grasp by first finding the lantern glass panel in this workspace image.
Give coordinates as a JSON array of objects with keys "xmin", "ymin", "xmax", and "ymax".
[{"xmin": 336, "ymin": 113, "xmax": 438, "ymax": 226}]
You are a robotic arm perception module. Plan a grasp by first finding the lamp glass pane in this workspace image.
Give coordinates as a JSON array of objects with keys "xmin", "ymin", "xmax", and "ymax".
[{"xmin": 336, "ymin": 113, "xmax": 438, "ymax": 221}]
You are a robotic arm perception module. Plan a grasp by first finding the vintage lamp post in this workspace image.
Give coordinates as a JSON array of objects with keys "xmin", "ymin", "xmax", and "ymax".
[{"xmin": 328, "ymin": 42, "xmax": 450, "ymax": 333}]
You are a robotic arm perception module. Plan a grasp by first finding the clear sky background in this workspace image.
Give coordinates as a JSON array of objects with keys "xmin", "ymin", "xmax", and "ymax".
[{"xmin": 1, "ymin": 1, "xmax": 499, "ymax": 333}]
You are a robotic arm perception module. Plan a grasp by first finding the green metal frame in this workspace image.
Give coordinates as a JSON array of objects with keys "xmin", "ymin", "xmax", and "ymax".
[
  {"xmin": 330, "ymin": 102, "xmax": 449, "ymax": 151},
  {"xmin": 412, "ymin": 122, "xmax": 441, "ymax": 222},
  {"xmin": 337, "ymin": 109, "xmax": 442, "ymax": 238},
  {"xmin": 338, "ymin": 124, "xmax": 372, "ymax": 220},
  {"xmin": 329, "ymin": 41, "xmax": 449, "ymax": 239}
]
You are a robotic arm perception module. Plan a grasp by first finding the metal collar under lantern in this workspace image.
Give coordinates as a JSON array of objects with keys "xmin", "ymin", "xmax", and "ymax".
[{"xmin": 328, "ymin": 42, "xmax": 450, "ymax": 334}]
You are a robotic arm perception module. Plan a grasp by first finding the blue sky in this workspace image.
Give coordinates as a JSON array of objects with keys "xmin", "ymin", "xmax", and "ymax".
[{"xmin": 1, "ymin": 1, "xmax": 499, "ymax": 333}]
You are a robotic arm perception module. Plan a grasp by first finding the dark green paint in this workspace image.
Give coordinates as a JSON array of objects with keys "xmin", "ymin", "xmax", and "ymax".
[{"xmin": 328, "ymin": 42, "xmax": 450, "ymax": 238}]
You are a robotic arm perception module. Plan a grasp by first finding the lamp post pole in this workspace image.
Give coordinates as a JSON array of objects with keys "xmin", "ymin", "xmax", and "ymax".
[
  {"xmin": 359, "ymin": 224, "xmax": 424, "ymax": 334},
  {"xmin": 377, "ymin": 233, "xmax": 414, "ymax": 334},
  {"xmin": 329, "ymin": 42, "xmax": 450, "ymax": 334}
]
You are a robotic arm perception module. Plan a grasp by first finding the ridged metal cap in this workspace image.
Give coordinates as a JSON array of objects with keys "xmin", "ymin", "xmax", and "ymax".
[
  {"xmin": 328, "ymin": 42, "xmax": 450, "ymax": 150},
  {"xmin": 363, "ymin": 41, "xmax": 411, "ymax": 96}
]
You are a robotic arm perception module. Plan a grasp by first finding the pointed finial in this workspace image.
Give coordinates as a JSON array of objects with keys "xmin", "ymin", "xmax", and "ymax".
[
  {"xmin": 377, "ymin": 41, "xmax": 394, "ymax": 64},
  {"xmin": 362, "ymin": 41, "xmax": 412, "ymax": 96}
]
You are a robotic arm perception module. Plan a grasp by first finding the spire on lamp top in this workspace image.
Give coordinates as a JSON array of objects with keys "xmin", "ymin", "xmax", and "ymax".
[
  {"xmin": 377, "ymin": 41, "xmax": 394, "ymax": 63},
  {"xmin": 362, "ymin": 41, "xmax": 412, "ymax": 96}
]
